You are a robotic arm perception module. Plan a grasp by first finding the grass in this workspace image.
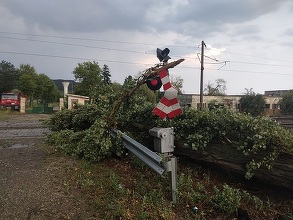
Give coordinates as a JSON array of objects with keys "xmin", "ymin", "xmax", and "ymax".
[
  {"xmin": 0, "ymin": 108, "xmax": 20, "ymax": 120},
  {"xmin": 58, "ymin": 153, "xmax": 293, "ymax": 220}
]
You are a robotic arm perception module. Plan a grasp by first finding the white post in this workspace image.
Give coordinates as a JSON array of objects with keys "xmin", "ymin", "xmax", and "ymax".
[
  {"xmin": 59, "ymin": 98, "xmax": 64, "ymax": 111},
  {"xmin": 20, "ymin": 97, "xmax": 26, "ymax": 113},
  {"xmin": 62, "ymin": 82, "xmax": 70, "ymax": 97}
]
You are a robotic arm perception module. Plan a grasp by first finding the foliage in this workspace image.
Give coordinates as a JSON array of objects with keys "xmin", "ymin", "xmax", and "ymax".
[
  {"xmin": 239, "ymin": 90, "xmax": 266, "ymax": 116},
  {"xmin": 0, "ymin": 60, "xmax": 19, "ymax": 93},
  {"xmin": 17, "ymin": 65, "xmax": 59, "ymax": 105},
  {"xmin": 48, "ymin": 108, "xmax": 125, "ymax": 161},
  {"xmin": 17, "ymin": 64, "xmax": 38, "ymax": 104},
  {"xmin": 279, "ymin": 90, "xmax": 293, "ymax": 115},
  {"xmin": 48, "ymin": 104, "xmax": 105, "ymax": 131},
  {"xmin": 49, "ymin": 79, "xmax": 293, "ymax": 179},
  {"xmin": 123, "ymin": 75, "xmax": 159, "ymax": 102},
  {"xmin": 48, "ymin": 65, "xmax": 293, "ymax": 180},
  {"xmin": 204, "ymin": 78, "xmax": 226, "ymax": 95},
  {"xmin": 35, "ymin": 73, "xmax": 59, "ymax": 103},
  {"xmin": 73, "ymin": 61, "xmax": 103, "ymax": 98},
  {"xmin": 122, "ymin": 107, "xmax": 293, "ymax": 178},
  {"xmin": 18, "ymin": 63, "xmax": 37, "ymax": 76},
  {"xmin": 207, "ymin": 99, "xmax": 224, "ymax": 110},
  {"xmin": 18, "ymin": 73, "xmax": 37, "ymax": 98},
  {"xmin": 46, "ymin": 71, "xmax": 293, "ymax": 219},
  {"xmin": 212, "ymin": 184, "xmax": 242, "ymax": 213},
  {"xmin": 101, "ymin": 64, "xmax": 111, "ymax": 85},
  {"xmin": 48, "ymin": 121, "xmax": 113, "ymax": 162},
  {"xmin": 65, "ymin": 156, "xmax": 285, "ymax": 219},
  {"xmin": 177, "ymin": 172, "xmax": 264, "ymax": 217}
]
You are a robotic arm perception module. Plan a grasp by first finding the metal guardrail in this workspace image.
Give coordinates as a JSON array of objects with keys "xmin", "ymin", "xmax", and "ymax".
[
  {"xmin": 109, "ymin": 129, "xmax": 165, "ymax": 175},
  {"xmin": 109, "ymin": 128, "xmax": 178, "ymax": 203}
]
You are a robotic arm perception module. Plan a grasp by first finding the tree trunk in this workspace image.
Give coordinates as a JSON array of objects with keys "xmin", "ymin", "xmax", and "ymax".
[{"xmin": 174, "ymin": 144, "xmax": 293, "ymax": 191}]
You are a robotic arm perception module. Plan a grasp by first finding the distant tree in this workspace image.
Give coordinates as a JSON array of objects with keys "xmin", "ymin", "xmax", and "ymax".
[
  {"xmin": 102, "ymin": 64, "xmax": 111, "ymax": 85},
  {"xmin": 138, "ymin": 84, "xmax": 159, "ymax": 103},
  {"xmin": 279, "ymin": 90, "xmax": 293, "ymax": 115},
  {"xmin": 35, "ymin": 74, "xmax": 59, "ymax": 104},
  {"xmin": 122, "ymin": 75, "xmax": 158, "ymax": 103},
  {"xmin": 204, "ymin": 78, "xmax": 226, "ymax": 95},
  {"xmin": 73, "ymin": 61, "xmax": 103, "ymax": 97},
  {"xmin": 0, "ymin": 60, "xmax": 19, "ymax": 93},
  {"xmin": 18, "ymin": 74, "xmax": 37, "ymax": 105},
  {"xmin": 123, "ymin": 75, "xmax": 136, "ymax": 89},
  {"xmin": 18, "ymin": 64, "xmax": 37, "ymax": 76},
  {"xmin": 17, "ymin": 64, "xmax": 38, "ymax": 104},
  {"xmin": 239, "ymin": 89, "xmax": 266, "ymax": 116},
  {"xmin": 170, "ymin": 75, "xmax": 183, "ymax": 94}
]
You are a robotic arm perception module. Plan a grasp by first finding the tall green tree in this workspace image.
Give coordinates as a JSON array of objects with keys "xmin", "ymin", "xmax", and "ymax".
[
  {"xmin": 35, "ymin": 74, "xmax": 59, "ymax": 104},
  {"xmin": 102, "ymin": 64, "xmax": 111, "ymax": 85},
  {"xmin": 0, "ymin": 60, "xmax": 19, "ymax": 93},
  {"xmin": 279, "ymin": 90, "xmax": 293, "ymax": 115},
  {"xmin": 239, "ymin": 89, "xmax": 266, "ymax": 116},
  {"xmin": 17, "ymin": 64, "xmax": 38, "ymax": 104},
  {"xmin": 73, "ymin": 61, "xmax": 103, "ymax": 97},
  {"xmin": 18, "ymin": 64, "xmax": 37, "ymax": 76}
]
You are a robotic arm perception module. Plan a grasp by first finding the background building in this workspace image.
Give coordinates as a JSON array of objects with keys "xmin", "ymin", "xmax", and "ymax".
[{"xmin": 178, "ymin": 93, "xmax": 282, "ymax": 116}]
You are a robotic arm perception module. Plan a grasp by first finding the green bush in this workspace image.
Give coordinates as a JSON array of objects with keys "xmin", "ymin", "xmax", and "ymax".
[
  {"xmin": 48, "ymin": 102, "xmax": 293, "ymax": 176},
  {"xmin": 121, "ymin": 107, "xmax": 293, "ymax": 177},
  {"xmin": 48, "ymin": 104, "xmax": 104, "ymax": 131},
  {"xmin": 47, "ymin": 115, "xmax": 124, "ymax": 162}
]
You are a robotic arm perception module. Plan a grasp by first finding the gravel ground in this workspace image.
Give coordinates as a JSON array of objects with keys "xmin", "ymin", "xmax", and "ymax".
[{"xmin": 0, "ymin": 114, "xmax": 97, "ymax": 220}]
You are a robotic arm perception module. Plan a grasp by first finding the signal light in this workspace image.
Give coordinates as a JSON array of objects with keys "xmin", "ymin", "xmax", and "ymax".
[
  {"xmin": 156, "ymin": 48, "xmax": 171, "ymax": 62},
  {"xmin": 146, "ymin": 75, "xmax": 162, "ymax": 90}
]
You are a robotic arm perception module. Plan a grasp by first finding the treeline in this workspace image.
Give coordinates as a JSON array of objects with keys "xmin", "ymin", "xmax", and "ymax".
[
  {"xmin": 0, "ymin": 60, "xmax": 121, "ymax": 105},
  {"xmin": 0, "ymin": 60, "xmax": 59, "ymax": 104}
]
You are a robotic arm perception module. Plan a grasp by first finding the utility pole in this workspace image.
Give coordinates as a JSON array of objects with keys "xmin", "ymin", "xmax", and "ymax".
[{"xmin": 199, "ymin": 41, "xmax": 206, "ymax": 110}]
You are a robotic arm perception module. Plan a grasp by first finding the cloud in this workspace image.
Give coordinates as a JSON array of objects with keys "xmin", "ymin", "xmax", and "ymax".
[
  {"xmin": 158, "ymin": 0, "xmax": 290, "ymax": 37},
  {"xmin": 2, "ymin": 0, "xmax": 289, "ymax": 36},
  {"xmin": 283, "ymin": 27, "xmax": 293, "ymax": 36},
  {"xmin": 1, "ymin": 0, "xmax": 158, "ymax": 32},
  {"xmin": 1, "ymin": 0, "xmax": 293, "ymax": 95}
]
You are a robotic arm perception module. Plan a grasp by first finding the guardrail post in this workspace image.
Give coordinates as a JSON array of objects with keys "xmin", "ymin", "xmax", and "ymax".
[
  {"xmin": 149, "ymin": 127, "xmax": 178, "ymax": 203},
  {"xmin": 163, "ymin": 154, "xmax": 178, "ymax": 203},
  {"xmin": 110, "ymin": 128, "xmax": 178, "ymax": 203}
]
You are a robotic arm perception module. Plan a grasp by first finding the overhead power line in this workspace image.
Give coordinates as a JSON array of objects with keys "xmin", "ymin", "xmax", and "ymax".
[
  {"xmin": 1, "ymin": 31, "xmax": 293, "ymax": 65},
  {"xmin": 0, "ymin": 35, "xmax": 147, "ymax": 54},
  {"xmin": 1, "ymin": 31, "xmax": 293, "ymax": 76},
  {"xmin": 223, "ymin": 51, "xmax": 293, "ymax": 64},
  {"xmin": 1, "ymin": 50, "xmax": 293, "ymax": 76},
  {"xmin": 206, "ymin": 67, "xmax": 293, "ymax": 76},
  {"xmin": 0, "ymin": 31, "xmax": 159, "ymax": 46},
  {"xmin": 0, "ymin": 31, "xmax": 196, "ymax": 49},
  {"xmin": 0, "ymin": 50, "xmax": 145, "ymax": 65},
  {"xmin": 0, "ymin": 35, "xmax": 198, "ymax": 60}
]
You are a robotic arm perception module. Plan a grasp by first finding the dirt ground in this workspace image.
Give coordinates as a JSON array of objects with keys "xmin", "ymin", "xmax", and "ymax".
[{"xmin": 0, "ymin": 113, "xmax": 98, "ymax": 220}]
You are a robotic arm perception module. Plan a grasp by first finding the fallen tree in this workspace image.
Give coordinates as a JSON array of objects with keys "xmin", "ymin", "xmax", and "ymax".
[
  {"xmin": 48, "ymin": 58, "xmax": 293, "ymax": 192},
  {"xmin": 174, "ymin": 144, "xmax": 293, "ymax": 191},
  {"xmin": 121, "ymin": 107, "xmax": 293, "ymax": 192}
]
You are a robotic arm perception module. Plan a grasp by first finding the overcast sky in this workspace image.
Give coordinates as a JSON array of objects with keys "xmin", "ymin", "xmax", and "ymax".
[{"xmin": 1, "ymin": 0, "xmax": 293, "ymax": 95}]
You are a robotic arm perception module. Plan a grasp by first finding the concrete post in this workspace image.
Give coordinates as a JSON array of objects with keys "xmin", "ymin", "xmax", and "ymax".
[
  {"xmin": 59, "ymin": 98, "xmax": 64, "ymax": 111},
  {"xmin": 62, "ymin": 82, "xmax": 70, "ymax": 97},
  {"xmin": 20, "ymin": 97, "xmax": 26, "ymax": 113}
]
